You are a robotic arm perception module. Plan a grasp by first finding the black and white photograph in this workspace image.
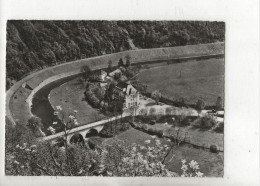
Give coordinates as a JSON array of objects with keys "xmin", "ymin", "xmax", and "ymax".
[
  {"xmin": 5, "ymin": 20, "xmax": 225, "ymax": 177},
  {"xmin": 1, "ymin": 0, "xmax": 259, "ymax": 186}
]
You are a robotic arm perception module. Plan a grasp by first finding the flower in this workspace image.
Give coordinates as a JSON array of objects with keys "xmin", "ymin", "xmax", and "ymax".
[
  {"xmin": 144, "ymin": 140, "xmax": 151, "ymax": 144},
  {"xmin": 195, "ymin": 171, "xmax": 204, "ymax": 177},
  {"xmin": 69, "ymin": 115, "xmax": 75, "ymax": 119},
  {"xmin": 181, "ymin": 159, "xmax": 187, "ymax": 164},
  {"xmin": 15, "ymin": 144, "xmax": 19, "ymax": 148},
  {"xmin": 54, "ymin": 111, "xmax": 59, "ymax": 115},
  {"xmin": 53, "ymin": 121, "xmax": 58, "ymax": 125},
  {"xmin": 74, "ymin": 110, "xmax": 78, "ymax": 113},
  {"xmin": 189, "ymin": 160, "xmax": 199, "ymax": 170},
  {"xmin": 56, "ymin": 105, "xmax": 62, "ymax": 111},
  {"xmin": 181, "ymin": 164, "xmax": 188, "ymax": 172},
  {"xmin": 47, "ymin": 126, "xmax": 56, "ymax": 134}
]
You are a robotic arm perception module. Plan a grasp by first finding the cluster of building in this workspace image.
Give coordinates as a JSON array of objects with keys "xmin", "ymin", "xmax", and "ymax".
[{"xmin": 88, "ymin": 68, "xmax": 140, "ymax": 109}]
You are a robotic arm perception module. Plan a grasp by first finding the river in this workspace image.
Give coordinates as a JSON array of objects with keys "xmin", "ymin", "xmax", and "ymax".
[{"xmin": 31, "ymin": 74, "xmax": 81, "ymax": 135}]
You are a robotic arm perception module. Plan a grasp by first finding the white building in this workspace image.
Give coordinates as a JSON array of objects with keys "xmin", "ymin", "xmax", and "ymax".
[{"xmin": 113, "ymin": 82, "xmax": 140, "ymax": 109}]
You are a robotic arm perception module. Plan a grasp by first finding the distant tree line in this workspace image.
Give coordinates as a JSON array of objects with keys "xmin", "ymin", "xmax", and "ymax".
[{"xmin": 6, "ymin": 20, "xmax": 224, "ymax": 89}]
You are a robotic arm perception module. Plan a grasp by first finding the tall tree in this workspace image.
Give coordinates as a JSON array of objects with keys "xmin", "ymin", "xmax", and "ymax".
[
  {"xmin": 196, "ymin": 98, "xmax": 205, "ymax": 116},
  {"xmin": 81, "ymin": 65, "xmax": 92, "ymax": 79},
  {"xmin": 125, "ymin": 54, "xmax": 131, "ymax": 67},
  {"xmin": 118, "ymin": 58, "xmax": 124, "ymax": 67},
  {"xmin": 152, "ymin": 90, "xmax": 162, "ymax": 105},
  {"xmin": 108, "ymin": 59, "xmax": 113, "ymax": 72}
]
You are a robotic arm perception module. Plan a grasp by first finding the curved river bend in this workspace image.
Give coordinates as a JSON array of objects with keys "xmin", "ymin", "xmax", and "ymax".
[{"xmin": 31, "ymin": 74, "xmax": 81, "ymax": 136}]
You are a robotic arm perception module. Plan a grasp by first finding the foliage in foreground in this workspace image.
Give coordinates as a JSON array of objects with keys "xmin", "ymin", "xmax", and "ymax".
[{"xmin": 6, "ymin": 121, "xmax": 205, "ymax": 177}]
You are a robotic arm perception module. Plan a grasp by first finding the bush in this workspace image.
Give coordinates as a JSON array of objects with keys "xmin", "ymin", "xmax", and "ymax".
[
  {"xmin": 192, "ymin": 116, "xmax": 216, "ymax": 130},
  {"xmin": 214, "ymin": 122, "xmax": 224, "ymax": 133},
  {"xmin": 200, "ymin": 116, "xmax": 216, "ymax": 129},
  {"xmin": 210, "ymin": 145, "xmax": 218, "ymax": 153},
  {"xmin": 157, "ymin": 115, "xmax": 175, "ymax": 124},
  {"xmin": 135, "ymin": 115, "xmax": 156, "ymax": 123}
]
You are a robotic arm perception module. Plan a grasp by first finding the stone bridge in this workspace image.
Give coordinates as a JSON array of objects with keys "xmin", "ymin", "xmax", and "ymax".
[{"xmin": 41, "ymin": 115, "xmax": 123, "ymax": 145}]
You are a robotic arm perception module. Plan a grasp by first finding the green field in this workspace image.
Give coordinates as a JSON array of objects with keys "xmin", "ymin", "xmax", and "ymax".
[
  {"xmin": 138, "ymin": 58, "xmax": 224, "ymax": 106},
  {"xmin": 49, "ymin": 77, "xmax": 106, "ymax": 125},
  {"xmin": 104, "ymin": 128, "xmax": 223, "ymax": 177}
]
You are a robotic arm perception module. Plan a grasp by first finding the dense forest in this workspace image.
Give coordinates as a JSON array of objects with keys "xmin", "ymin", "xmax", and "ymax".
[{"xmin": 6, "ymin": 20, "xmax": 225, "ymax": 88}]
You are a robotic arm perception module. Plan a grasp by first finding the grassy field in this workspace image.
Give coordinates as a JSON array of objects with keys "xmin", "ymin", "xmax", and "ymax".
[
  {"xmin": 103, "ymin": 128, "xmax": 223, "ymax": 177},
  {"xmin": 138, "ymin": 58, "xmax": 224, "ymax": 106},
  {"xmin": 49, "ymin": 77, "xmax": 106, "ymax": 125}
]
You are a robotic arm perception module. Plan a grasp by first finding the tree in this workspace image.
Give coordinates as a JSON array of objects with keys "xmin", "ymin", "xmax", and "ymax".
[
  {"xmin": 152, "ymin": 90, "xmax": 162, "ymax": 105},
  {"xmin": 81, "ymin": 65, "xmax": 92, "ymax": 79},
  {"xmin": 215, "ymin": 96, "xmax": 223, "ymax": 111},
  {"xmin": 108, "ymin": 59, "xmax": 113, "ymax": 72},
  {"xmin": 196, "ymin": 98, "xmax": 205, "ymax": 116},
  {"xmin": 125, "ymin": 54, "xmax": 131, "ymax": 67},
  {"xmin": 27, "ymin": 116, "xmax": 45, "ymax": 137},
  {"xmin": 118, "ymin": 58, "xmax": 124, "ymax": 67}
]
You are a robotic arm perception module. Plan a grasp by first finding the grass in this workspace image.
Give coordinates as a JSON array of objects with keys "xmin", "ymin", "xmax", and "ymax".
[
  {"xmin": 103, "ymin": 128, "xmax": 223, "ymax": 177},
  {"xmin": 138, "ymin": 58, "xmax": 224, "ymax": 106},
  {"xmin": 165, "ymin": 145, "xmax": 223, "ymax": 177},
  {"xmin": 49, "ymin": 77, "xmax": 106, "ymax": 125}
]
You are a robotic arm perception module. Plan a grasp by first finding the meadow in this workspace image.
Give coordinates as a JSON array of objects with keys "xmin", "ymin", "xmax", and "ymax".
[
  {"xmin": 49, "ymin": 77, "xmax": 106, "ymax": 125},
  {"xmin": 103, "ymin": 128, "xmax": 223, "ymax": 177},
  {"xmin": 138, "ymin": 58, "xmax": 225, "ymax": 106}
]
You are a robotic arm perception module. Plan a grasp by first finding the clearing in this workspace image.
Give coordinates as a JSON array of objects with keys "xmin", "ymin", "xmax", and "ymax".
[
  {"xmin": 49, "ymin": 77, "xmax": 106, "ymax": 125},
  {"xmin": 138, "ymin": 58, "xmax": 224, "ymax": 106}
]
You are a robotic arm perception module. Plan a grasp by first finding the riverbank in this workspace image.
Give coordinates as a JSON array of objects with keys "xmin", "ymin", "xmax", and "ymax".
[{"xmin": 6, "ymin": 42, "xmax": 224, "ymax": 127}]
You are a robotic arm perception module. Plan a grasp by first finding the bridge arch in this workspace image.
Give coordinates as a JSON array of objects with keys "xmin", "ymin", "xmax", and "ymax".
[
  {"xmin": 85, "ymin": 128, "xmax": 99, "ymax": 138},
  {"xmin": 69, "ymin": 133, "xmax": 84, "ymax": 144}
]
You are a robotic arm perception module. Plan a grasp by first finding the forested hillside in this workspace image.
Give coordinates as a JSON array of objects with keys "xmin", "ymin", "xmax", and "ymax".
[{"xmin": 6, "ymin": 21, "xmax": 224, "ymax": 88}]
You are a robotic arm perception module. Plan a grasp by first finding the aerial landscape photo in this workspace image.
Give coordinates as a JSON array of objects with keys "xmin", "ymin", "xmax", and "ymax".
[{"xmin": 5, "ymin": 20, "xmax": 225, "ymax": 177}]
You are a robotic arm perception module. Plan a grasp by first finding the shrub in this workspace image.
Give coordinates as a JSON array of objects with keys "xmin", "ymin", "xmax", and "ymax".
[
  {"xmin": 210, "ymin": 145, "xmax": 218, "ymax": 153},
  {"xmin": 135, "ymin": 115, "xmax": 156, "ymax": 123},
  {"xmin": 200, "ymin": 116, "xmax": 216, "ymax": 129},
  {"xmin": 157, "ymin": 115, "xmax": 171, "ymax": 123},
  {"xmin": 214, "ymin": 122, "xmax": 224, "ymax": 133},
  {"xmin": 156, "ymin": 130, "xmax": 164, "ymax": 137},
  {"xmin": 143, "ymin": 124, "xmax": 149, "ymax": 131},
  {"xmin": 150, "ymin": 120, "xmax": 156, "ymax": 125},
  {"xmin": 192, "ymin": 116, "xmax": 216, "ymax": 130}
]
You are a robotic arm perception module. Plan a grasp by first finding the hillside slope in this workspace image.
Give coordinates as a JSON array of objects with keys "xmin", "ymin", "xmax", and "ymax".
[{"xmin": 6, "ymin": 21, "xmax": 225, "ymax": 88}]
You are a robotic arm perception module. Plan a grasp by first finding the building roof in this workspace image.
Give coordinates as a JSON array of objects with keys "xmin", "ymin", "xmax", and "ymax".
[
  {"xmin": 116, "ymin": 82, "xmax": 129, "ymax": 89},
  {"xmin": 109, "ymin": 69, "xmax": 121, "ymax": 77}
]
